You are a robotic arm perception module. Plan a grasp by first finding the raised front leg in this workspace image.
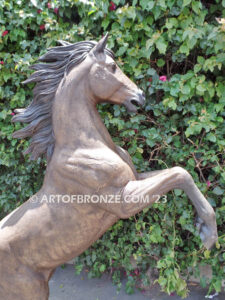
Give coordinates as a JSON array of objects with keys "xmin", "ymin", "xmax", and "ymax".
[
  {"xmin": 118, "ymin": 167, "xmax": 217, "ymax": 249},
  {"xmin": 137, "ymin": 169, "xmax": 167, "ymax": 179}
]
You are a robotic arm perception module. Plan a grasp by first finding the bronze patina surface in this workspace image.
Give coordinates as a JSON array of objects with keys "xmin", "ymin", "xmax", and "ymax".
[{"xmin": 0, "ymin": 34, "xmax": 218, "ymax": 300}]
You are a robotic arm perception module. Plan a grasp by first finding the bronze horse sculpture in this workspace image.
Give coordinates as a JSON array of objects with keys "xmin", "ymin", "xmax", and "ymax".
[{"xmin": 0, "ymin": 34, "xmax": 218, "ymax": 299}]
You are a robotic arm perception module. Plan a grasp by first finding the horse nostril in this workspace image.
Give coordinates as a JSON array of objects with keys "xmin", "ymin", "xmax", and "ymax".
[{"xmin": 131, "ymin": 99, "xmax": 140, "ymax": 106}]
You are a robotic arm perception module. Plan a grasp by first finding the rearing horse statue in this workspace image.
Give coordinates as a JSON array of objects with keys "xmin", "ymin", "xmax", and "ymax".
[{"xmin": 0, "ymin": 34, "xmax": 218, "ymax": 300}]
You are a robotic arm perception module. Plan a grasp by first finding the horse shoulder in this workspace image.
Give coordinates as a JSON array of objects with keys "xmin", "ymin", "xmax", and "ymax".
[{"xmin": 54, "ymin": 147, "xmax": 135, "ymax": 190}]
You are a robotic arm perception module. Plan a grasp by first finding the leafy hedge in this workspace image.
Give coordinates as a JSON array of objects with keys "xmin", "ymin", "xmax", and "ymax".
[{"xmin": 0, "ymin": 0, "xmax": 224, "ymax": 297}]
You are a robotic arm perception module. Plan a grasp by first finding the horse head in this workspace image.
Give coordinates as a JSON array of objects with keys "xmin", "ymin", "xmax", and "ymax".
[{"xmin": 85, "ymin": 33, "xmax": 145, "ymax": 112}]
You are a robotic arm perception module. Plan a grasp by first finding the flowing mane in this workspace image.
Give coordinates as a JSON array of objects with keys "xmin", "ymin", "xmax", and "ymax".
[{"xmin": 12, "ymin": 40, "xmax": 114, "ymax": 161}]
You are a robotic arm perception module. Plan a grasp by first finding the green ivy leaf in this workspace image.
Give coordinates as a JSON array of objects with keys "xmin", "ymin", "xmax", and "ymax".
[
  {"xmin": 196, "ymin": 84, "xmax": 206, "ymax": 93},
  {"xmin": 140, "ymin": 0, "xmax": 154, "ymax": 10},
  {"xmin": 212, "ymin": 186, "xmax": 224, "ymax": 195},
  {"xmin": 157, "ymin": 58, "xmax": 165, "ymax": 67},
  {"xmin": 99, "ymin": 264, "xmax": 106, "ymax": 272},
  {"xmin": 156, "ymin": 37, "xmax": 167, "ymax": 54},
  {"xmin": 180, "ymin": 43, "xmax": 189, "ymax": 55},
  {"xmin": 183, "ymin": 0, "xmax": 192, "ymax": 7}
]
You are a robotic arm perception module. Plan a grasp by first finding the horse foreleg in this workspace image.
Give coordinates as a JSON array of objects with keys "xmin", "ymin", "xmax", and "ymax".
[
  {"xmin": 137, "ymin": 169, "xmax": 168, "ymax": 179},
  {"xmin": 120, "ymin": 167, "xmax": 217, "ymax": 249}
]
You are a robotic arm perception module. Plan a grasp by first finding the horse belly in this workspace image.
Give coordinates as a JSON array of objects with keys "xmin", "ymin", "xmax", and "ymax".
[
  {"xmin": 1, "ymin": 200, "xmax": 118, "ymax": 269},
  {"xmin": 39, "ymin": 203, "xmax": 118, "ymax": 265}
]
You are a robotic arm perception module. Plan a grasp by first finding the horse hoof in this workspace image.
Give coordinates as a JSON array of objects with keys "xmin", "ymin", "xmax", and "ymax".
[{"xmin": 200, "ymin": 224, "xmax": 218, "ymax": 250}]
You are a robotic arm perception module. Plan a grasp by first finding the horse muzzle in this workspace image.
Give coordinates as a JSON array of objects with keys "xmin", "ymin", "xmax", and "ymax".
[{"xmin": 124, "ymin": 90, "xmax": 146, "ymax": 113}]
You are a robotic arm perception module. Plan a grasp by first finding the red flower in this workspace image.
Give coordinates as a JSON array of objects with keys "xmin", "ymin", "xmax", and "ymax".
[
  {"xmin": 11, "ymin": 112, "xmax": 15, "ymax": 116},
  {"xmin": 149, "ymin": 78, "xmax": 152, "ymax": 82},
  {"xmin": 109, "ymin": 1, "xmax": 116, "ymax": 11},
  {"xmin": 134, "ymin": 129, "xmax": 138, "ymax": 134},
  {"xmin": 0, "ymin": 61, "xmax": 4, "ymax": 65},
  {"xmin": 37, "ymin": 9, "xmax": 42, "ymax": 14},
  {"xmin": 159, "ymin": 75, "xmax": 167, "ymax": 82},
  {"xmin": 54, "ymin": 7, "xmax": 59, "ymax": 14},
  {"xmin": 40, "ymin": 24, "xmax": 45, "ymax": 30},
  {"xmin": 2, "ymin": 30, "xmax": 8, "ymax": 37},
  {"xmin": 206, "ymin": 180, "xmax": 211, "ymax": 187},
  {"xmin": 47, "ymin": 2, "xmax": 51, "ymax": 9}
]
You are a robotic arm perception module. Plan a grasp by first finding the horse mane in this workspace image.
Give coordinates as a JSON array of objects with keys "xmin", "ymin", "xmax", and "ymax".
[{"xmin": 12, "ymin": 39, "xmax": 114, "ymax": 162}]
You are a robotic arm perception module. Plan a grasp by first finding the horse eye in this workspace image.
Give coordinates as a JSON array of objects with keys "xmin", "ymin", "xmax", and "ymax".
[{"xmin": 109, "ymin": 63, "xmax": 116, "ymax": 73}]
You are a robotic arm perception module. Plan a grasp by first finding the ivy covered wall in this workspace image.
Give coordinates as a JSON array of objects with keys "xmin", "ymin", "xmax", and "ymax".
[{"xmin": 0, "ymin": 0, "xmax": 224, "ymax": 297}]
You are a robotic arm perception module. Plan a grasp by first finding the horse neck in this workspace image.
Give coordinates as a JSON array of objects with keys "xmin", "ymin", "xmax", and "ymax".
[{"xmin": 52, "ymin": 79, "xmax": 116, "ymax": 152}]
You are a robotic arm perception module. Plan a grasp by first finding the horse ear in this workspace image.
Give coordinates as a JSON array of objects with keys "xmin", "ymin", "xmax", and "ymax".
[{"xmin": 93, "ymin": 33, "xmax": 109, "ymax": 55}]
